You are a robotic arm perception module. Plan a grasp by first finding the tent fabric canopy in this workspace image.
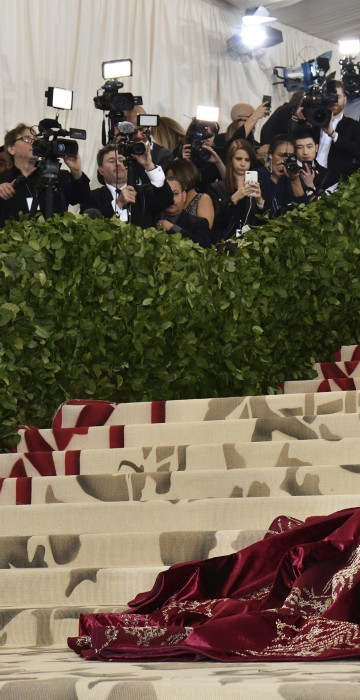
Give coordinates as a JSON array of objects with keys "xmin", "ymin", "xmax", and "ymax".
[{"xmin": 1, "ymin": 0, "xmax": 339, "ymax": 180}]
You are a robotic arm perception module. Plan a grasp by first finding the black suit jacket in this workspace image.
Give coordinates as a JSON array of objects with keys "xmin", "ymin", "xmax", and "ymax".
[
  {"xmin": 80, "ymin": 180, "xmax": 174, "ymax": 229},
  {"xmin": 315, "ymin": 116, "xmax": 360, "ymax": 188},
  {"xmin": 168, "ymin": 210, "xmax": 211, "ymax": 248}
]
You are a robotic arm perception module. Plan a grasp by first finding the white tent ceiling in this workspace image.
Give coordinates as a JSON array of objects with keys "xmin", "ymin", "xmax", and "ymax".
[{"xmin": 223, "ymin": 0, "xmax": 360, "ymax": 45}]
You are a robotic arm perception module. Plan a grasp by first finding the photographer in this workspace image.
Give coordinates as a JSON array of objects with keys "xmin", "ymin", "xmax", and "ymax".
[
  {"xmin": 294, "ymin": 127, "xmax": 327, "ymax": 201},
  {"xmin": 178, "ymin": 119, "xmax": 225, "ymax": 192},
  {"xmin": 311, "ymin": 81, "xmax": 360, "ymax": 191},
  {"xmin": 0, "ymin": 123, "xmax": 89, "ymax": 227},
  {"xmin": 121, "ymin": 106, "xmax": 174, "ymax": 183},
  {"xmin": 257, "ymin": 135, "xmax": 307, "ymax": 218},
  {"xmin": 80, "ymin": 143, "xmax": 173, "ymax": 228}
]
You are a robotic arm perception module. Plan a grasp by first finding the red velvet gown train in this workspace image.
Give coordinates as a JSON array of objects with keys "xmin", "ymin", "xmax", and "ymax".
[{"xmin": 68, "ymin": 508, "xmax": 360, "ymax": 661}]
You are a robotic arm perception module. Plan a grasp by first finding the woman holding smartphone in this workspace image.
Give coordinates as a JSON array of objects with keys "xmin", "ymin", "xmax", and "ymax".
[{"xmin": 209, "ymin": 139, "xmax": 265, "ymax": 243}]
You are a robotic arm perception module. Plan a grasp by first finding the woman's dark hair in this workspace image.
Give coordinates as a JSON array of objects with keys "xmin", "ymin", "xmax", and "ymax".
[
  {"xmin": 225, "ymin": 139, "xmax": 258, "ymax": 194},
  {"xmin": 268, "ymin": 134, "xmax": 296, "ymax": 155},
  {"xmin": 185, "ymin": 118, "xmax": 220, "ymax": 141},
  {"xmin": 166, "ymin": 158, "xmax": 200, "ymax": 192}
]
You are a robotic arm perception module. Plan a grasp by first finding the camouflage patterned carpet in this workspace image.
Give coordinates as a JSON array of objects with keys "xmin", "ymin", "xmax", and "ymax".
[{"xmin": 1, "ymin": 344, "xmax": 360, "ymax": 697}]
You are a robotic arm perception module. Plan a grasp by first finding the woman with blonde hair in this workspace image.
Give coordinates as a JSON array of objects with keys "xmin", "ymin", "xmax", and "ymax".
[{"xmin": 152, "ymin": 117, "xmax": 186, "ymax": 153}]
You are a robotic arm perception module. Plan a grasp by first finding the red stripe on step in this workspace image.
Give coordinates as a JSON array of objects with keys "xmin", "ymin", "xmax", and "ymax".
[
  {"xmin": 16, "ymin": 477, "xmax": 32, "ymax": 505},
  {"xmin": 151, "ymin": 401, "xmax": 166, "ymax": 423},
  {"xmin": 65, "ymin": 450, "xmax": 81, "ymax": 476},
  {"xmin": 26, "ymin": 452, "xmax": 57, "ymax": 477},
  {"xmin": 319, "ymin": 362, "xmax": 347, "ymax": 379},
  {"xmin": 76, "ymin": 403, "xmax": 115, "ymax": 427},
  {"xmin": 9, "ymin": 458, "xmax": 28, "ymax": 478},
  {"xmin": 317, "ymin": 380, "xmax": 331, "ymax": 391},
  {"xmin": 334, "ymin": 378, "xmax": 356, "ymax": 390},
  {"xmin": 109, "ymin": 425, "xmax": 125, "ymax": 448}
]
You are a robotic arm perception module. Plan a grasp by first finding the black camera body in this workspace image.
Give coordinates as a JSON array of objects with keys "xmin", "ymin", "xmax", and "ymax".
[
  {"xmin": 33, "ymin": 119, "xmax": 86, "ymax": 160},
  {"xmin": 94, "ymin": 80, "xmax": 142, "ymax": 116},
  {"xmin": 283, "ymin": 152, "xmax": 300, "ymax": 175},
  {"xmin": 340, "ymin": 57, "xmax": 360, "ymax": 98},
  {"xmin": 116, "ymin": 121, "xmax": 146, "ymax": 159},
  {"xmin": 302, "ymin": 83, "xmax": 338, "ymax": 128},
  {"xmin": 117, "ymin": 139, "xmax": 145, "ymax": 158},
  {"xmin": 186, "ymin": 120, "xmax": 215, "ymax": 162}
]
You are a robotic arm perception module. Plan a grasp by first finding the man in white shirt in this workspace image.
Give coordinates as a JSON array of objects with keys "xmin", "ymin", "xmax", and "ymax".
[
  {"xmin": 80, "ymin": 143, "xmax": 173, "ymax": 227},
  {"xmin": 315, "ymin": 81, "xmax": 360, "ymax": 191}
]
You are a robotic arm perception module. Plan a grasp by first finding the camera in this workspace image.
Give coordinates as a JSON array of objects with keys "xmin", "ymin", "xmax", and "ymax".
[
  {"xmin": 186, "ymin": 119, "xmax": 216, "ymax": 162},
  {"xmin": 340, "ymin": 56, "xmax": 360, "ymax": 98},
  {"xmin": 302, "ymin": 82, "xmax": 338, "ymax": 128},
  {"xmin": 283, "ymin": 152, "xmax": 299, "ymax": 175},
  {"xmin": 33, "ymin": 118, "xmax": 86, "ymax": 160},
  {"xmin": 94, "ymin": 79, "xmax": 142, "ymax": 121},
  {"xmin": 116, "ymin": 121, "xmax": 146, "ymax": 158}
]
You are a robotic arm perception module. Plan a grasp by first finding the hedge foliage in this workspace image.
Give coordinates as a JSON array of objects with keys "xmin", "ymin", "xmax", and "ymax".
[{"xmin": 0, "ymin": 171, "xmax": 360, "ymax": 448}]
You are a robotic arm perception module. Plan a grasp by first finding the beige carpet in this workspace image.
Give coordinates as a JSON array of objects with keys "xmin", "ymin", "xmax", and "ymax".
[{"xmin": 1, "ymin": 345, "xmax": 360, "ymax": 698}]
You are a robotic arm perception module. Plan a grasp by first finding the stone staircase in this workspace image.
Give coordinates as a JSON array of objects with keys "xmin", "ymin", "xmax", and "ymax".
[{"xmin": 1, "ymin": 344, "xmax": 360, "ymax": 698}]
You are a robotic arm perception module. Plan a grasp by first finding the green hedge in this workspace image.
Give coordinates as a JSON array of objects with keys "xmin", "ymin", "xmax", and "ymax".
[{"xmin": 0, "ymin": 172, "xmax": 360, "ymax": 449}]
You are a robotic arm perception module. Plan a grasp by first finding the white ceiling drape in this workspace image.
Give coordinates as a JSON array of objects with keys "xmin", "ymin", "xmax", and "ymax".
[{"xmin": 1, "ymin": 0, "xmax": 339, "ymax": 181}]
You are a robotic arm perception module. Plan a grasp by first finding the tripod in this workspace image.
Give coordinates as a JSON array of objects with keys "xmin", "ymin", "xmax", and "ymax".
[{"xmin": 30, "ymin": 158, "xmax": 67, "ymax": 220}]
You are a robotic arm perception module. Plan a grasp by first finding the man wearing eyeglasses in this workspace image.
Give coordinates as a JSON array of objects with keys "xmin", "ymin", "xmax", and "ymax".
[{"xmin": 0, "ymin": 123, "xmax": 89, "ymax": 227}]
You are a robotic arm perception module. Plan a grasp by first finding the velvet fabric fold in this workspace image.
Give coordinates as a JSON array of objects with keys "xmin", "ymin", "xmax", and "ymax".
[{"xmin": 68, "ymin": 508, "xmax": 360, "ymax": 661}]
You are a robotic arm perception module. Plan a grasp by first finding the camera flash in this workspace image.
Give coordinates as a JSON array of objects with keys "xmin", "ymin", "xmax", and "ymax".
[
  {"xmin": 196, "ymin": 105, "xmax": 219, "ymax": 122},
  {"xmin": 338, "ymin": 39, "xmax": 360, "ymax": 56},
  {"xmin": 46, "ymin": 87, "xmax": 73, "ymax": 110},
  {"xmin": 102, "ymin": 59, "xmax": 133, "ymax": 79}
]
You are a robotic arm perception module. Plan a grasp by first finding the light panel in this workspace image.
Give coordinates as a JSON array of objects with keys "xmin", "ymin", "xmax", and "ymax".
[{"xmin": 102, "ymin": 59, "xmax": 133, "ymax": 79}]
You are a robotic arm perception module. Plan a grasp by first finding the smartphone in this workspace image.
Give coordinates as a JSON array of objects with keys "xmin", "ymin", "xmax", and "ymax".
[
  {"xmin": 262, "ymin": 95, "xmax": 272, "ymax": 108},
  {"xmin": 245, "ymin": 170, "xmax": 258, "ymax": 196}
]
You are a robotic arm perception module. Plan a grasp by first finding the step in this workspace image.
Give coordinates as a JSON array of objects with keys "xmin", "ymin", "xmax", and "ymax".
[
  {"xmin": 334, "ymin": 344, "xmax": 360, "ymax": 361},
  {"xmin": 0, "ymin": 565, "xmax": 168, "ymax": 607},
  {"xmin": 2, "ymin": 648, "xmax": 359, "ymax": 699},
  {"xmin": 0, "ymin": 605, "xmax": 127, "ymax": 648},
  {"xmin": 1, "ymin": 494, "xmax": 360, "ymax": 537},
  {"xmin": 282, "ymin": 378, "xmax": 360, "ymax": 393},
  {"xmin": 0, "ymin": 529, "xmax": 264, "ymax": 569},
  {"xmin": 313, "ymin": 361, "xmax": 360, "ymax": 379},
  {"xmin": 13, "ymin": 413, "xmax": 360, "ymax": 453},
  {"xmin": 53, "ymin": 390, "xmax": 360, "ymax": 428},
  {"xmin": 3, "ymin": 437, "xmax": 360, "ymax": 478},
  {"xmin": 2, "ymin": 464, "xmax": 360, "ymax": 506}
]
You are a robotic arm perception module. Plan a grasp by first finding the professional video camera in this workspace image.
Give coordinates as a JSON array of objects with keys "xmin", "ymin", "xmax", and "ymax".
[
  {"xmin": 31, "ymin": 118, "xmax": 86, "ymax": 220},
  {"xmin": 186, "ymin": 119, "xmax": 216, "ymax": 162},
  {"xmin": 340, "ymin": 56, "xmax": 360, "ymax": 98},
  {"xmin": 94, "ymin": 79, "xmax": 143, "ymax": 144},
  {"xmin": 33, "ymin": 118, "xmax": 86, "ymax": 160},
  {"xmin": 94, "ymin": 79, "xmax": 143, "ymax": 115},
  {"xmin": 273, "ymin": 53, "xmax": 332, "ymax": 92},
  {"xmin": 302, "ymin": 81, "xmax": 338, "ymax": 128}
]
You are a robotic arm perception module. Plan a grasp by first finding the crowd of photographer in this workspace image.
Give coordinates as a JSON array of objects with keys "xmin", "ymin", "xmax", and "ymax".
[{"xmin": 0, "ymin": 75, "xmax": 360, "ymax": 247}]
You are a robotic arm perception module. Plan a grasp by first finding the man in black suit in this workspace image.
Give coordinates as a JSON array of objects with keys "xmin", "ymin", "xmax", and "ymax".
[
  {"xmin": 80, "ymin": 144, "xmax": 173, "ymax": 228},
  {"xmin": 156, "ymin": 177, "xmax": 211, "ymax": 248},
  {"xmin": 314, "ymin": 81, "xmax": 360, "ymax": 191}
]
